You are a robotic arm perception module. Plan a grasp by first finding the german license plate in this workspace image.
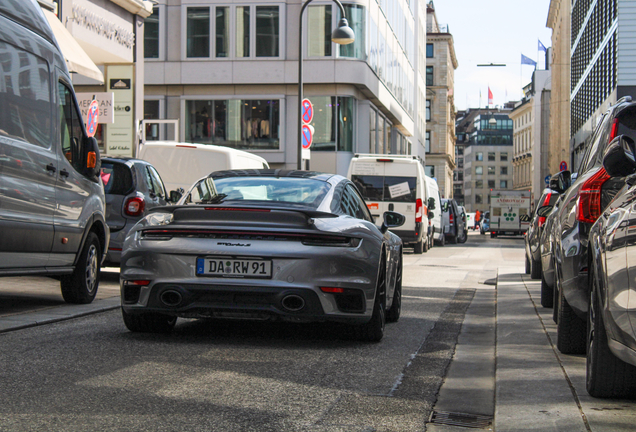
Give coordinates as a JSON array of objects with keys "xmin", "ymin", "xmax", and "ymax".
[{"xmin": 196, "ymin": 257, "xmax": 272, "ymax": 278}]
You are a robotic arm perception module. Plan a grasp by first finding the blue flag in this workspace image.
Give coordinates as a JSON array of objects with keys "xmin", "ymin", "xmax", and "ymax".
[
  {"xmin": 521, "ymin": 54, "xmax": 537, "ymax": 66},
  {"xmin": 538, "ymin": 39, "xmax": 547, "ymax": 52}
]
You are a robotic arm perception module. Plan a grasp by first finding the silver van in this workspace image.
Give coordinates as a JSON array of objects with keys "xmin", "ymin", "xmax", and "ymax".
[{"xmin": 0, "ymin": 0, "xmax": 109, "ymax": 303}]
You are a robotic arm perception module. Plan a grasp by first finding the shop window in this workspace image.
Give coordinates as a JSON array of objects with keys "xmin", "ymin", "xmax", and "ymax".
[{"xmin": 186, "ymin": 99, "xmax": 280, "ymax": 150}]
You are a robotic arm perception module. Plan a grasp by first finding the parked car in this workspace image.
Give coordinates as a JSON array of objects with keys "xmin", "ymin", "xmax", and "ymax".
[
  {"xmin": 538, "ymin": 194, "xmax": 564, "ymax": 310},
  {"xmin": 441, "ymin": 199, "xmax": 466, "ymax": 244},
  {"xmin": 101, "ymin": 157, "xmax": 182, "ymax": 266},
  {"xmin": 587, "ymin": 133, "xmax": 636, "ymax": 398},
  {"xmin": 551, "ymin": 96, "xmax": 636, "ymax": 355},
  {"xmin": 0, "ymin": 0, "xmax": 109, "ymax": 304},
  {"xmin": 348, "ymin": 154, "xmax": 432, "ymax": 254},
  {"xmin": 424, "ymin": 175, "xmax": 444, "ymax": 246},
  {"xmin": 120, "ymin": 170, "xmax": 405, "ymax": 342},
  {"xmin": 480, "ymin": 211, "xmax": 490, "ymax": 235},
  {"xmin": 525, "ymin": 188, "xmax": 560, "ymax": 280}
]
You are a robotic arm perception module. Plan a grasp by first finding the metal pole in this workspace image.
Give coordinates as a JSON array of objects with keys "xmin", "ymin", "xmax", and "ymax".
[{"xmin": 297, "ymin": 0, "xmax": 348, "ymax": 170}]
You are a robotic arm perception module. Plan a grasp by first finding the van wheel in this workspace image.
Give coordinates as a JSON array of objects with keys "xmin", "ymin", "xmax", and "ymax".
[
  {"xmin": 422, "ymin": 237, "xmax": 429, "ymax": 252},
  {"xmin": 414, "ymin": 239, "xmax": 423, "ymax": 254},
  {"xmin": 61, "ymin": 233, "xmax": 100, "ymax": 304}
]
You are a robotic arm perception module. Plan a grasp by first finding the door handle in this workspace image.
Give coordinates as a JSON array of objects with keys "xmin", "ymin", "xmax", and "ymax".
[
  {"xmin": 46, "ymin": 163, "xmax": 56, "ymax": 173},
  {"xmin": 60, "ymin": 169, "xmax": 70, "ymax": 178}
]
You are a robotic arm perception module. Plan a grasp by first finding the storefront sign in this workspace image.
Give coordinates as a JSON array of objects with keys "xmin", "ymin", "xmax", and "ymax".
[
  {"xmin": 105, "ymin": 65, "xmax": 134, "ymax": 156},
  {"xmin": 76, "ymin": 92, "xmax": 114, "ymax": 123}
]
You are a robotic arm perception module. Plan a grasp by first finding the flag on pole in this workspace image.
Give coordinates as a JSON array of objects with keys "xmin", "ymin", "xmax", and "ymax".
[
  {"xmin": 521, "ymin": 54, "xmax": 537, "ymax": 66},
  {"xmin": 488, "ymin": 87, "xmax": 493, "ymax": 106},
  {"xmin": 538, "ymin": 39, "xmax": 547, "ymax": 52}
]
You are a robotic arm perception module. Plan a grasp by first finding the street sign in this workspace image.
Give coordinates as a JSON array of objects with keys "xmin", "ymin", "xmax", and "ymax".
[
  {"xmin": 302, "ymin": 124, "xmax": 313, "ymax": 149},
  {"xmin": 545, "ymin": 175, "xmax": 551, "ymax": 185},
  {"xmin": 560, "ymin": 161, "xmax": 567, "ymax": 171},
  {"xmin": 86, "ymin": 100, "xmax": 99, "ymax": 138},
  {"xmin": 301, "ymin": 99, "xmax": 314, "ymax": 124}
]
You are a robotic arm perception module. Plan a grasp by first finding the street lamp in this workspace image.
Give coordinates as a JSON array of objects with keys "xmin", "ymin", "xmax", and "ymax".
[{"xmin": 297, "ymin": 0, "xmax": 355, "ymax": 170}]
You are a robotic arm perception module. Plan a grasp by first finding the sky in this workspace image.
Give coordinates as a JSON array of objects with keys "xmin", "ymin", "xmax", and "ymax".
[{"xmin": 431, "ymin": 0, "xmax": 554, "ymax": 111}]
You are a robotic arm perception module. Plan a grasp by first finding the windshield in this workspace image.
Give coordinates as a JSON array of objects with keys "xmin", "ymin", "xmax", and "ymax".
[{"xmin": 185, "ymin": 176, "xmax": 331, "ymax": 209}]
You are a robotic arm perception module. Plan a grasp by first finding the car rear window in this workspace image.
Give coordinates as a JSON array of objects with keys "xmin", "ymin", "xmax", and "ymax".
[
  {"xmin": 351, "ymin": 175, "xmax": 416, "ymax": 203},
  {"xmin": 101, "ymin": 162, "xmax": 133, "ymax": 195}
]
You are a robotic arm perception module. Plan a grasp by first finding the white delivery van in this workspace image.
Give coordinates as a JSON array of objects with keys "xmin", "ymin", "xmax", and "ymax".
[
  {"xmin": 488, "ymin": 190, "xmax": 531, "ymax": 237},
  {"xmin": 138, "ymin": 141, "xmax": 269, "ymax": 192},
  {"xmin": 424, "ymin": 175, "xmax": 444, "ymax": 246},
  {"xmin": 347, "ymin": 154, "xmax": 432, "ymax": 253}
]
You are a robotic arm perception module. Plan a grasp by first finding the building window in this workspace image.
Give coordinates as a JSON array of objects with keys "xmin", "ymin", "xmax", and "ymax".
[
  {"xmin": 185, "ymin": 99, "xmax": 280, "ymax": 150},
  {"xmin": 426, "ymin": 66, "xmax": 433, "ymax": 86},
  {"xmin": 488, "ymin": 152, "xmax": 495, "ymax": 161},
  {"xmin": 256, "ymin": 6, "xmax": 280, "ymax": 57},
  {"xmin": 475, "ymin": 152, "xmax": 483, "ymax": 161},
  {"xmin": 475, "ymin": 194, "xmax": 483, "ymax": 204},
  {"xmin": 500, "ymin": 180, "xmax": 508, "ymax": 188},
  {"xmin": 475, "ymin": 166, "xmax": 483, "ymax": 175},
  {"xmin": 236, "ymin": 6, "xmax": 250, "ymax": 57},
  {"xmin": 308, "ymin": 5, "xmax": 332, "ymax": 57},
  {"xmin": 426, "ymin": 99, "xmax": 431, "ymax": 121},
  {"xmin": 426, "ymin": 43, "xmax": 433, "ymax": 57},
  {"xmin": 338, "ymin": 5, "xmax": 365, "ymax": 59},
  {"xmin": 475, "ymin": 180, "xmax": 483, "ymax": 188},
  {"xmin": 488, "ymin": 166, "xmax": 495, "ymax": 175},
  {"xmin": 488, "ymin": 180, "xmax": 495, "ymax": 189},
  {"xmin": 501, "ymin": 166, "xmax": 508, "ymax": 175},
  {"xmin": 307, "ymin": 96, "xmax": 355, "ymax": 152},
  {"xmin": 187, "ymin": 7, "xmax": 210, "ymax": 58},
  {"xmin": 426, "ymin": 165, "xmax": 435, "ymax": 177},
  {"xmin": 500, "ymin": 152, "xmax": 508, "ymax": 161},
  {"xmin": 216, "ymin": 7, "xmax": 229, "ymax": 58},
  {"xmin": 369, "ymin": 108, "xmax": 376, "ymax": 153},
  {"xmin": 144, "ymin": 8, "xmax": 160, "ymax": 59},
  {"xmin": 425, "ymin": 131, "xmax": 430, "ymax": 153}
]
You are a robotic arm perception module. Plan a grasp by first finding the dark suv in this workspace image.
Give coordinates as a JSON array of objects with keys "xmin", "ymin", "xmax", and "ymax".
[{"xmin": 552, "ymin": 96, "xmax": 636, "ymax": 354}]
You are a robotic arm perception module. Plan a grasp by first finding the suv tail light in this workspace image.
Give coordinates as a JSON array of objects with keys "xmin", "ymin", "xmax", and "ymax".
[
  {"xmin": 576, "ymin": 167, "xmax": 610, "ymax": 224},
  {"xmin": 449, "ymin": 212, "xmax": 454, "ymax": 225},
  {"xmin": 537, "ymin": 192, "xmax": 552, "ymax": 227},
  {"xmin": 124, "ymin": 196, "xmax": 145, "ymax": 217},
  {"xmin": 415, "ymin": 198, "xmax": 423, "ymax": 223}
]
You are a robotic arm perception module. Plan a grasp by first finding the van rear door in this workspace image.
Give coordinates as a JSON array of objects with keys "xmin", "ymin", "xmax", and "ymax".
[
  {"xmin": 349, "ymin": 160, "xmax": 386, "ymax": 226},
  {"xmin": 382, "ymin": 161, "xmax": 418, "ymax": 232}
]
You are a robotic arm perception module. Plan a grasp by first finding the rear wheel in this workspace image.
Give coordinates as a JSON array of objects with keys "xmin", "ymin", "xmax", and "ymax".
[
  {"xmin": 61, "ymin": 232, "xmax": 100, "ymax": 304},
  {"xmin": 354, "ymin": 257, "xmax": 386, "ymax": 342},
  {"xmin": 122, "ymin": 309, "xmax": 177, "ymax": 333},
  {"xmin": 556, "ymin": 279, "xmax": 587, "ymax": 354},
  {"xmin": 541, "ymin": 275, "xmax": 553, "ymax": 308},
  {"xmin": 422, "ymin": 236, "xmax": 429, "ymax": 252},
  {"xmin": 525, "ymin": 255, "xmax": 531, "ymax": 274},
  {"xmin": 458, "ymin": 230, "xmax": 467, "ymax": 244},
  {"xmin": 414, "ymin": 239, "xmax": 423, "ymax": 254},
  {"xmin": 386, "ymin": 252, "xmax": 402, "ymax": 323},
  {"xmin": 530, "ymin": 255, "xmax": 541, "ymax": 279}
]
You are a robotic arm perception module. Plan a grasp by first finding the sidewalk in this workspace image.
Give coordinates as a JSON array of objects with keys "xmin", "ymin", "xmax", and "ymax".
[{"xmin": 429, "ymin": 267, "xmax": 636, "ymax": 431}]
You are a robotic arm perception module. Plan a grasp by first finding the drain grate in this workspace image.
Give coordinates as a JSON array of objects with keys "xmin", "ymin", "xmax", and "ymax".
[{"xmin": 428, "ymin": 411, "xmax": 493, "ymax": 429}]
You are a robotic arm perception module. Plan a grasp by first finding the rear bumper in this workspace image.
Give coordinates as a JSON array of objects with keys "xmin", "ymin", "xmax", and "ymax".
[{"xmin": 391, "ymin": 222, "xmax": 423, "ymax": 244}]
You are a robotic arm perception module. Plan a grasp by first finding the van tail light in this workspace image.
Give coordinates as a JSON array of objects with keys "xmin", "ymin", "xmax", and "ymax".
[
  {"xmin": 538, "ymin": 192, "xmax": 552, "ymax": 227},
  {"xmin": 576, "ymin": 167, "xmax": 610, "ymax": 224},
  {"xmin": 124, "ymin": 196, "xmax": 145, "ymax": 217},
  {"xmin": 450, "ymin": 213, "xmax": 454, "ymax": 225},
  {"xmin": 415, "ymin": 199, "xmax": 423, "ymax": 223}
]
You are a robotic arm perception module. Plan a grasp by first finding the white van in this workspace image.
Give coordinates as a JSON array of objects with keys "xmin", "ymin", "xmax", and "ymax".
[
  {"xmin": 424, "ymin": 175, "xmax": 445, "ymax": 246},
  {"xmin": 347, "ymin": 154, "xmax": 432, "ymax": 253},
  {"xmin": 138, "ymin": 141, "xmax": 269, "ymax": 192}
]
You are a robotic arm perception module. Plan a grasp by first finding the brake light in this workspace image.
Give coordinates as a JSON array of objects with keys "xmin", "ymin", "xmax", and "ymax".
[
  {"xmin": 124, "ymin": 280, "xmax": 151, "ymax": 286},
  {"xmin": 321, "ymin": 287, "xmax": 345, "ymax": 293},
  {"xmin": 416, "ymin": 199, "xmax": 423, "ymax": 223},
  {"xmin": 538, "ymin": 192, "xmax": 552, "ymax": 227},
  {"xmin": 376, "ymin": 158, "xmax": 393, "ymax": 162},
  {"xmin": 124, "ymin": 196, "xmax": 145, "ymax": 217},
  {"xmin": 450, "ymin": 213, "xmax": 454, "ymax": 225},
  {"xmin": 576, "ymin": 167, "xmax": 610, "ymax": 223},
  {"xmin": 609, "ymin": 118, "xmax": 619, "ymax": 142}
]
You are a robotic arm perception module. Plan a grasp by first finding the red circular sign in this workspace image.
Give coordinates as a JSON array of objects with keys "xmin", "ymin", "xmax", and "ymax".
[
  {"xmin": 86, "ymin": 100, "xmax": 99, "ymax": 138},
  {"xmin": 302, "ymin": 124, "xmax": 313, "ymax": 149},
  {"xmin": 559, "ymin": 161, "xmax": 567, "ymax": 171},
  {"xmin": 301, "ymin": 99, "xmax": 313, "ymax": 124}
]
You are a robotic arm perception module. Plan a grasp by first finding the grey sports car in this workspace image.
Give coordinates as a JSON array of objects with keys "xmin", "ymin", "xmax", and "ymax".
[{"xmin": 120, "ymin": 170, "xmax": 405, "ymax": 342}]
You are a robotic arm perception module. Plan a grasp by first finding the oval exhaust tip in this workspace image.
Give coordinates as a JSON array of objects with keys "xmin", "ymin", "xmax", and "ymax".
[
  {"xmin": 281, "ymin": 295, "xmax": 305, "ymax": 312},
  {"xmin": 160, "ymin": 290, "xmax": 183, "ymax": 307}
]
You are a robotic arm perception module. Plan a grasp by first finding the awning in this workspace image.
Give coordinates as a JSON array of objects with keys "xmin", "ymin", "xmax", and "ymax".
[{"xmin": 43, "ymin": 10, "xmax": 104, "ymax": 83}]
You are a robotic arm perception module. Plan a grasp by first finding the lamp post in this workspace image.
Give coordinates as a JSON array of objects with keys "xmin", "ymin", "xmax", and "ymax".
[{"xmin": 297, "ymin": 0, "xmax": 355, "ymax": 170}]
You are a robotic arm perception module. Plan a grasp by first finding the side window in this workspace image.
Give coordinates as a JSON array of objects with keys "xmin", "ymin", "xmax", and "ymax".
[
  {"xmin": 347, "ymin": 184, "xmax": 373, "ymax": 222},
  {"xmin": 0, "ymin": 41, "xmax": 52, "ymax": 148},
  {"xmin": 147, "ymin": 166, "xmax": 167, "ymax": 198},
  {"xmin": 58, "ymin": 82, "xmax": 85, "ymax": 172},
  {"xmin": 581, "ymin": 114, "xmax": 609, "ymax": 173}
]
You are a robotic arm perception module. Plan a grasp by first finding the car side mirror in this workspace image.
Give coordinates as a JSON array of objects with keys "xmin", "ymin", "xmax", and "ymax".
[
  {"xmin": 82, "ymin": 136, "xmax": 101, "ymax": 179},
  {"xmin": 603, "ymin": 135, "xmax": 636, "ymax": 177},
  {"xmin": 549, "ymin": 170, "xmax": 571, "ymax": 194},
  {"xmin": 381, "ymin": 211, "xmax": 405, "ymax": 233},
  {"xmin": 427, "ymin": 197, "xmax": 436, "ymax": 210},
  {"xmin": 169, "ymin": 189, "xmax": 184, "ymax": 203},
  {"xmin": 536, "ymin": 205, "xmax": 553, "ymax": 218}
]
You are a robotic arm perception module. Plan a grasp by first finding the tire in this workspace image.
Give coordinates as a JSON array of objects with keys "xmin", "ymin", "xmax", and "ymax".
[
  {"xmin": 525, "ymin": 254, "xmax": 531, "ymax": 274},
  {"xmin": 541, "ymin": 275, "xmax": 553, "ymax": 308},
  {"xmin": 530, "ymin": 255, "xmax": 541, "ymax": 279},
  {"xmin": 354, "ymin": 256, "xmax": 387, "ymax": 342},
  {"xmin": 458, "ymin": 230, "xmax": 467, "ymax": 244},
  {"xmin": 61, "ymin": 232, "xmax": 101, "ymax": 304},
  {"xmin": 556, "ymin": 278, "xmax": 587, "ymax": 354},
  {"xmin": 386, "ymin": 252, "xmax": 402, "ymax": 323},
  {"xmin": 586, "ymin": 269, "xmax": 636, "ymax": 398},
  {"xmin": 490, "ymin": 232, "xmax": 496, "ymax": 238},
  {"xmin": 122, "ymin": 309, "xmax": 177, "ymax": 334},
  {"xmin": 553, "ymin": 266, "xmax": 559, "ymax": 323},
  {"xmin": 422, "ymin": 236, "xmax": 429, "ymax": 252},
  {"xmin": 414, "ymin": 239, "xmax": 423, "ymax": 254},
  {"xmin": 439, "ymin": 233, "xmax": 445, "ymax": 246}
]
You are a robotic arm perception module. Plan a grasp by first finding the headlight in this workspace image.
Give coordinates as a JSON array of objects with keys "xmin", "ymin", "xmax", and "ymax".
[{"xmin": 144, "ymin": 212, "xmax": 174, "ymax": 226}]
